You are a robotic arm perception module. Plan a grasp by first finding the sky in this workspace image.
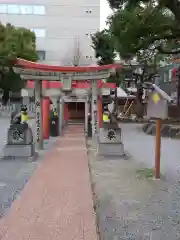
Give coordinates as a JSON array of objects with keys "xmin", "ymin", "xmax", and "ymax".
[
  {"xmin": 100, "ymin": 0, "xmax": 121, "ymax": 59},
  {"xmin": 100, "ymin": 0, "xmax": 112, "ymax": 30}
]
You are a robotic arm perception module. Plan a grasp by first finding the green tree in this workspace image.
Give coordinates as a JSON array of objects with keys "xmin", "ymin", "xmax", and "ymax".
[
  {"xmin": 108, "ymin": 6, "xmax": 179, "ymax": 57},
  {"xmin": 108, "ymin": 0, "xmax": 180, "ymax": 23},
  {"xmin": 91, "ymin": 30, "xmax": 116, "ymax": 65},
  {"xmin": 108, "ymin": 0, "xmax": 180, "ymax": 54},
  {"xmin": 106, "ymin": 6, "xmax": 172, "ymax": 89},
  {"xmin": 91, "ymin": 30, "xmax": 122, "ymax": 85},
  {"xmin": 0, "ymin": 23, "xmax": 38, "ymax": 104},
  {"xmin": 105, "ymin": 0, "xmax": 178, "ymax": 116}
]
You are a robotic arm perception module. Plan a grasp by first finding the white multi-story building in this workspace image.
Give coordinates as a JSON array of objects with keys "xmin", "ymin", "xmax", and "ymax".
[{"xmin": 0, "ymin": 0, "xmax": 100, "ymax": 65}]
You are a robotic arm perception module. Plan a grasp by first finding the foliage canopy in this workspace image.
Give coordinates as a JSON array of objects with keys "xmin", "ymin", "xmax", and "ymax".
[
  {"xmin": 91, "ymin": 30, "xmax": 116, "ymax": 65},
  {"xmin": 0, "ymin": 23, "xmax": 38, "ymax": 104}
]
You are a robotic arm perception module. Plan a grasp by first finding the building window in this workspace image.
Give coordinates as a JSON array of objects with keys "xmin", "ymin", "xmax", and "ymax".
[
  {"xmin": 0, "ymin": 4, "xmax": 45, "ymax": 15},
  {"xmin": 37, "ymin": 51, "xmax": 46, "ymax": 61},
  {"xmin": 86, "ymin": 56, "xmax": 93, "ymax": 59},
  {"xmin": 7, "ymin": 4, "xmax": 19, "ymax": 14},
  {"xmin": 0, "ymin": 4, "xmax": 7, "ymax": 13},
  {"xmin": 31, "ymin": 28, "xmax": 46, "ymax": 38},
  {"xmin": 86, "ymin": 33, "xmax": 93, "ymax": 36},
  {"xmin": 33, "ymin": 5, "xmax": 45, "ymax": 15},
  {"xmin": 20, "ymin": 5, "xmax": 33, "ymax": 14}
]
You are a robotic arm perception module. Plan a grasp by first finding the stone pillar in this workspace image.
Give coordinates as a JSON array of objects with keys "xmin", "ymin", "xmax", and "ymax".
[
  {"xmin": 59, "ymin": 98, "xmax": 64, "ymax": 133},
  {"xmin": 51, "ymin": 96, "xmax": 60, "ymax": 135},
  {"xmin": 98, "ymin": 95, "xmax": 103, "ymax": 128},
  {"xmin": 85, "ymin": 98, "xmax": 89, "ymax": 136},
  {"xmin": 42, "ymin": 97, "xmax": 50, "ymax": 139},
  {"xmin": 91, "ymin": 80, "xmax": 98, "ymax": 138},
  {"xmin": 64, "ymin": 103, "xmax": 68, "ymax": 124},
  {"xmin": 51, "ymin": 96, "xmax": 60, "ymax": 115},
  {"xmin": 56, "ymin": 98, "xmax": 60, "ymax": 119},
  {"xmin": 21, "ymin": 89, "xmax": 30, "ymax": 105},
  {"xmin": 35, "ymin": 80, "xmax": 43, "ymax": 150},
  {"xmin": 23, "ymin": 96, "xmax": 30, "ymax": 105}
]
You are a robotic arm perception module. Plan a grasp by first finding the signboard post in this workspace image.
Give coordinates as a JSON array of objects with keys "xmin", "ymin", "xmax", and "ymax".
[
  {"xmin": 155, "ymin": 118, "xmax": 161, "ymax": 179},
  {"xmin": 147, "ymin": 84, "xmax": 173, "ymax": 179}
]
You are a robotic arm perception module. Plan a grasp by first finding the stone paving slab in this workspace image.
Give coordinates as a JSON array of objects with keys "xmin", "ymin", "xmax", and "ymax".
[{"xmin": 0, "ymin": 125, "xmax": 98, "ymax": 240}]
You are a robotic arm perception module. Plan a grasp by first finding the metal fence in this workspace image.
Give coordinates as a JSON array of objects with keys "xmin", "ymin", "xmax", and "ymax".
[{"xmin": 0, "ymin": 103, "xmax": 35, "ymax": 118}]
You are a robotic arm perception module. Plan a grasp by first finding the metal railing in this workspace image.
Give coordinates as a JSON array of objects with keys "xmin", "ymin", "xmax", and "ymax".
[{"xmin": 0, "ymin": 103, "xmax": 35, "ymax": 117}]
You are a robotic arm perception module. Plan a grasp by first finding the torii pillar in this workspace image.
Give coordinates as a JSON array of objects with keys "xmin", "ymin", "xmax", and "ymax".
[
  {"xmin": 42, "ymin": 81, "xmax": 50, "ymax": 140},
  {"xmin": 34, "ymin": 80, "xmax": 43, "ymax": 150},
  {"xmin": 98, "ymin": 95, "xmax": 103, "ymax": 128},
  {"xmin": 91, "ymin": 80, "xmax": 98, "ymax": 139}
]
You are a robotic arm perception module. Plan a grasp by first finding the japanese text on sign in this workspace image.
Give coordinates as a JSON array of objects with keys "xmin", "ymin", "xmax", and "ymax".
[
  {"xmin": 36, "ymin": 101, "xmax": 40, "ymax": 142},
  {"xmin": 93, "ymin": 110, "xmax": 98, "ymax": 134},
  {"xmin": 107, "ymin": 129, "xmax": 116, "ymax": 140},
  {"xmin": 12, "ymin": 128, "xmax": 23, "ymax": 143}
]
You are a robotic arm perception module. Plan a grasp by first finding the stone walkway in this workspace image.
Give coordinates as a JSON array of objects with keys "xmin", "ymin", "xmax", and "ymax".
[{"xmin": 0, "ymin": 125, "xmax": 98, "ymax": 240}]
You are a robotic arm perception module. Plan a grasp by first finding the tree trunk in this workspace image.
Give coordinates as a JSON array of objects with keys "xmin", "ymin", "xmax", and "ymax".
[
  {"xmin": 135, "ymin": 101, "xmax": 144, "ymax": 119},
  {"xmin": 2, "ymin": 89, "xmax": 10, "ymax": 105},
  {"xmin": 135, "ymin": 86, "xmax": 144, "ymax": 119},
  {"xmin": 135, "ymin": 74, "xmax": 144, "ymax": 119}
]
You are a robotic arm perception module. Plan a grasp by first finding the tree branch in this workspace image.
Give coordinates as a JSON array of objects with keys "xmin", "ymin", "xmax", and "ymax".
[
  {"xmin": 134, "ymin": 32, "xmax": 180, "ymax": 54},
  {"xmin": 157, "ymin": 45, "xmax": 180, "ymax": 54}
]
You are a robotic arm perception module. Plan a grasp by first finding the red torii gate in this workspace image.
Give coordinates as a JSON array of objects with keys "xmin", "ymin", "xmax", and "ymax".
[
  {"xmin": 26, "ymin": 80, "xmax": 116, "ymax": 127},
  {"xmin": 14, "ymin": 58, "xmax": 120, "ymax": 149}
]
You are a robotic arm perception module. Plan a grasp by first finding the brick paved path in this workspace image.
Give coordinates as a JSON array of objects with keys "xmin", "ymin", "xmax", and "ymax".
[{"xmin": 0, "ymin": 125, "xmax": 98, "ymax": 240}]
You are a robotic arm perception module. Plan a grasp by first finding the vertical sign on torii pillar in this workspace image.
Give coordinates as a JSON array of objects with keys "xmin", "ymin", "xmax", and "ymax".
[
  {"xmin": 91, "ymin": 80, "xmax": 98, "ymax": 136},
  {"xmin": 34, "ymin": 80, "xmax": 43, "ymax": 150},
  {"xmin": 84, "ymin": 96, "xmax": 89, "ymax": 136},
  {"xmin": 13, "ymin": 58, "xmax": 120, "ymax": 148}
]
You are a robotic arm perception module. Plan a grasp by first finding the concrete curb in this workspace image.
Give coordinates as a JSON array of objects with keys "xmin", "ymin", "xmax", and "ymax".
[{"xmin": 142, "ymin": 123, "xmax": 180, "ymax": 138}]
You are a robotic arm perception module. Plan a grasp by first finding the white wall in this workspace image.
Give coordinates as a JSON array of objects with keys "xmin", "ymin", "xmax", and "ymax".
[{"xmin": 0, "ymin": 0, "xmax": 100, "ymax": 65}]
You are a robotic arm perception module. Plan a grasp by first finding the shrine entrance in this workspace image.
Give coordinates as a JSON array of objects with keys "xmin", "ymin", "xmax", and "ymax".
[{"xmin": 67, "ymin": 102, "xmax": 85, "ymax": 121}]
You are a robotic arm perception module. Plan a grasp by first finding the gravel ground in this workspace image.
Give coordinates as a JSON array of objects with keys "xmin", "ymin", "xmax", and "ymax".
[
  {"xmin": 0, "ymin": 159, "xmax": 37, "ymax": 217},
  {"xmin": 0, "ymin": 118, "xmax": 58, "ymax": 218},
  {"xmin": 121, "ymin": 123, "xmax": 180, "ymax": 183},
  {"xmin": 88, "ymin": 140, "xmax": 180, "ymax": 240}
]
